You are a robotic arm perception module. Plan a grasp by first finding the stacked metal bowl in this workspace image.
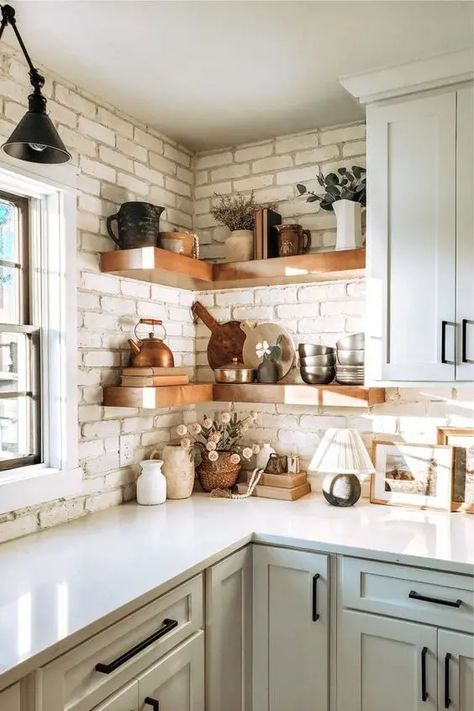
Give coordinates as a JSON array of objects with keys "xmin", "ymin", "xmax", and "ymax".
[
  {"xmin": 335, "ymin": 333, "xmax": 365, "ymax": 384},
  {"xmin": 298, "ymin": 344, "xmax": 336, "ymax": 384}
]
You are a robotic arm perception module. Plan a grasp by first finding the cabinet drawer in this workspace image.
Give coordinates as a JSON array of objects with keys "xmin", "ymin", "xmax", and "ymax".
[
  {"xmin": 40, "ymin": 574, "xmax": 203, "ymax": 711},
  {"xmin": 341, "ymin": 558, "xmax": 473, "ymax": 632}
]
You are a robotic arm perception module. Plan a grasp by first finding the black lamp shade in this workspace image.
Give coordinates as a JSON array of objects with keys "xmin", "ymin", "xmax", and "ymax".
[{"xmin": 2, "ymin": 107, "xmax": 71, "ymax": 164}]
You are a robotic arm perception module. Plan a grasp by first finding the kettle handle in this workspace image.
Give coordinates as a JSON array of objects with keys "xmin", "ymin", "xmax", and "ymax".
[
  {"xmin": 134, "ymin": 319, "xmax": 167, "ymax": 341},
  {"xmin": 106, "ymin": 214, "xmax": 121, "ymax": 247}
]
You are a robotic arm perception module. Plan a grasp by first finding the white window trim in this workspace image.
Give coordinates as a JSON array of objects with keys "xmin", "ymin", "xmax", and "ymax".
[{"xmin": 0, "ymin": 157, "xmax": 81, "ymax": 515}]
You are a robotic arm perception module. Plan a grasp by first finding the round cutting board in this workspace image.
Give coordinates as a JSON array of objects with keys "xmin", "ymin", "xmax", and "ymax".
[{"xmin": 241, "ymin": 322, "xmax": 295, "ymax": 380}]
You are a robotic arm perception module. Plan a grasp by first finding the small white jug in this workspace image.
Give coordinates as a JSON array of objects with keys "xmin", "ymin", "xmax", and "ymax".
[{"xmin": 136, "ymin": 459, "xmax": 167, "ymax": 505}]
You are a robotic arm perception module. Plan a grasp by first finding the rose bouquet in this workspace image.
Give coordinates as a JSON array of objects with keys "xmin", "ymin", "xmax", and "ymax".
[{"xmin": 177, "ymin": 411, "xmax": 260, "ymax": 492}]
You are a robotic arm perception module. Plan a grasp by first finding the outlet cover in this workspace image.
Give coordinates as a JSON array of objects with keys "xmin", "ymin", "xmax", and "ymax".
[{"xmin": 119, "ymin": 434, "xmax": 136, "ymax": 467}]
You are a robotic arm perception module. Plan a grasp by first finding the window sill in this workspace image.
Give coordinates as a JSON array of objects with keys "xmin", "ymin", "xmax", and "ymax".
[{"xmin": 0, "ymin": 464, "xmax": 83, "ymax": 515}]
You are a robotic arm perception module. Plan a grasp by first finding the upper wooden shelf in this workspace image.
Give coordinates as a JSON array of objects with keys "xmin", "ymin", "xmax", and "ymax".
[
  {"xmin": 103, "ymin": 382, "xmax": 385, "ymax": 409},
  {"xmin": 100, "ymin": 247, "xmax": 365, "ymax": 291}
]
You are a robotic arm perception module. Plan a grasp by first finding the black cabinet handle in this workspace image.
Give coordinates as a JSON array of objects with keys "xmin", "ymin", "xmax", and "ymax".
[
  {"xmin": 441, "ymin": 321, "xmax": 448, "ymax": 363},
  {"xmin": 462, "ymin": 319, "xmax": 474, "ymax": 363},
  {"xmin": 95, "ymin": 618, "xmax": 178, "ymax": 674},
  {"xmin": 409, "ymin": 590, "xmax": 462, "ymax": 608},
  {"xmin": 312, "ymin": 573, "xmax": 320, "ymax": 621},
  {"xmin": 444, "ymin": 653, "xmax": 451, "ymax": 708},
  {"xmin": 421, "ymin": 646, "xmax": 428, "ymax": 702},
  {"xmin": 144, "ymin": 698, "xmax": 160, "ymax": 711}
]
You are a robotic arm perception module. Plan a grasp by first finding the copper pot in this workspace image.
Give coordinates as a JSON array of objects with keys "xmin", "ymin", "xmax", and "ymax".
[
  {"xmin": 128, "ymin": 319, "xmax": 174, "ymax": 367},
  {"xmin": 214, "ymin": 358, "xmax": 255, "ymax": 383}
]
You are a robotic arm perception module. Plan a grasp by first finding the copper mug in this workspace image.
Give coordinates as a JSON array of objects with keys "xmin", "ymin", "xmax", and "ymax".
[{"xmin": 275, "ymin": 224, "xmax": 311, "ymax": 257}]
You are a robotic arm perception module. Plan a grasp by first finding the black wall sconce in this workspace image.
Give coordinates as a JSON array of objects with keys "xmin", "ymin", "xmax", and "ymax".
[{"xmin": 0, "ymin": 3, "xmax": 71, "ymax": 164}]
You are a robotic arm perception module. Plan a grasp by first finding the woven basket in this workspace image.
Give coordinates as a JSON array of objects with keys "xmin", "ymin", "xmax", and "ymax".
[{"xmin": 197, "ymin": 451, "xmax": 241, "ymax": 492}]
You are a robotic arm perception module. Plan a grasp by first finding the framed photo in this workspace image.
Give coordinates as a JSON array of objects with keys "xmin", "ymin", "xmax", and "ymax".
[
  {"xmin": 370, "ymin": 440, "xmax": 454, "ymax": 511},
  {"xmin": 437, "ymin": 427, "xmax": 474, "ymax": 514}
]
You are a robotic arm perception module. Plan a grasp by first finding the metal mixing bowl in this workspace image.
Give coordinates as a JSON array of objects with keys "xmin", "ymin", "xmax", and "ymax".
[
  {"xmin": 298, "ymin": 343, "xmax": 335, "ymax": 357},
  {"xmin": 336, "ymin": 349, "xmax": 365, "ymax": 366},
  {"xmin": 300, "ymin": 354, "xmax": 336, "ymax": 367},
  {"xmin": 300, "ymin": 365, "xmax": 335, "ymax": 385},
  {"xmin": 336, "ymin": 332, "xmax": 365, "ymax": 350}
]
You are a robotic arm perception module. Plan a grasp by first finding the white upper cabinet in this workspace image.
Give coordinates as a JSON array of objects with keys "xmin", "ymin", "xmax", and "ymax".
[
  {"xmin": 366, "ymin": 89, "xmax": 457, "ymax": 381},
  {"xmin": 456, "ymin": 85, "xmax": 474, "ymax": 381},
  {"xmin": 342, "ymin": 51, "xmax": 473, "ymax": 383}
]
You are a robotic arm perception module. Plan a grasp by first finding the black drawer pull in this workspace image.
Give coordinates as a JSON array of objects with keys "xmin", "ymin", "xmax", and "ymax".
[
  {"xmin": 145, "ymin": 698, "xmax": 160, "ymax": 711},
  {"xmin": 95, "ymin": 618, "xmax": 178, "ymax": 674},
  {"xmin": 409, "ymin": 590, "xmax": 462, "ymax": 608},
  {"xmin": 462, "ymin": 319, "xmax": 474, "ymax": 363},
  {"xmin": 444, "ymin": 653, "xmax": 451, "ymax": 708},
  {"xmin": 421, "ymin": 646, "xmax": 428, "ymax": 702},
  {"xmin": 312, "ymin": 573, "xmax": 320, "ymax": 621}
]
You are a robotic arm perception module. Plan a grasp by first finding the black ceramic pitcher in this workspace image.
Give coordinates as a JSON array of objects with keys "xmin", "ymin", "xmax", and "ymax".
[{"xmin": 106, "ymin": 202, "xmax": 165, "ymax": 249}]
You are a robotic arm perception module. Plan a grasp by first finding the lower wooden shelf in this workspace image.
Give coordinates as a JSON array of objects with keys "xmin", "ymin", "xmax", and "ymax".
[{"xmin": 103, "ymin": 383, "xmax": 385, "ymax": 409}]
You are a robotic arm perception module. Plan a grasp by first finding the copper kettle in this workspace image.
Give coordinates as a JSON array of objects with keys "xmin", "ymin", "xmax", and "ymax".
[{"xmin": 128, "ymin": 319, "xmax": 175, "ymax": 368}]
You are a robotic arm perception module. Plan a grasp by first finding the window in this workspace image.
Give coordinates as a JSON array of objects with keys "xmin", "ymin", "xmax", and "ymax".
[{"xmin": 0, "ymin": 191, "xmax": 40, "ymax": 470}]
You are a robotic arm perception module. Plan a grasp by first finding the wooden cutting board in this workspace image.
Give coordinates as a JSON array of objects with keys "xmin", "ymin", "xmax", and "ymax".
[
  {"xmin": 244, "ymin": 471, "xmax": 307, "ymax": 489},
  {"xmin": 236, "ymin": 482, "xmax": 310, "ymax": 501},
  {"xmin": 241, "ymin": 321, "xmax": 295, "ymax": 379},
  {"xmin": 191, "ymin": 301, "xmax": 246, "ymax": 370}
]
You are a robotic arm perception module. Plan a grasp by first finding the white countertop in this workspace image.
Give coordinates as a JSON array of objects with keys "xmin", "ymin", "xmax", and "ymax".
[{"xmin": 0, "ymin": 494, "xmax": 473, "ymax": 689}]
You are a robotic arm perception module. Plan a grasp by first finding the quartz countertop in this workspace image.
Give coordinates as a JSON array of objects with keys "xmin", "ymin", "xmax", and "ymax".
[{"xmin": 0, "ymin": 493, "xmax": 473, "ymax": 689}]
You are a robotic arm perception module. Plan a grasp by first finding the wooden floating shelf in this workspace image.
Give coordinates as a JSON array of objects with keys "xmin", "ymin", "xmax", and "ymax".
[
  {"xmin": 103, "ymin": 383, "xmax": 385, "ymax": 409},
  {"xmin": 100, "ymin": 247, "xmax": 365, "ymax": 291}
]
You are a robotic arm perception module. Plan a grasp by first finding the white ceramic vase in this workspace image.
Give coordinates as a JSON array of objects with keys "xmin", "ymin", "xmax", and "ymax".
[
  {"xmin": 332, "ymin": 199, "xmax": 362, "ymax": 250},
  {"xmin": 224, "ymin": 229, "xmax": 254, "ymax": 262},
  {"xmin": 161, "ymin": 445, "xmax": 195, "ymax": 499},
  {"xmin": 256, "ymin": 442, "xmax": 275, "ymax": 470},
  {"xmin": 136, "ymin": 459, "xmax": 167, "ymax": 505}
]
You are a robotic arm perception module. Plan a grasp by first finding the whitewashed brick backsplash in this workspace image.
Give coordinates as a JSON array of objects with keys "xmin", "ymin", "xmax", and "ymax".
[
  {"xmin": 193, "ymin": 124, "xmax": 366, "ymax": 261},
  {"xmin": 0, "ymin": 46, "xmax": 471, "ymax": 544}
]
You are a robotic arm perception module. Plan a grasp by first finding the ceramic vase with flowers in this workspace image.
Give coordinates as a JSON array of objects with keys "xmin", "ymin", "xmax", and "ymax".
[
  {"xmin": 210, "ymin": 191, "xmax": 259, "ymax": 262},
  {"xmin": 177, "ymin": 411, "xmax": 260, "ymax": 492},
  {"xmin": 255, "ymin": 336, "xmax": 284, "ymax": 383}
]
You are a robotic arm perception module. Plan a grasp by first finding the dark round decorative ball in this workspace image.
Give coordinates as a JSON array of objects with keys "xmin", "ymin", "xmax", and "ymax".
[{"xmin": 322, "ymin": 473, "xmax": 361, "ymax": 507}]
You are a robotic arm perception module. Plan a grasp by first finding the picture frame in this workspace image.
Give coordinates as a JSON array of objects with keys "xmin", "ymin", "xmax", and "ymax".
[
  {"xmin": 437, "ymin": 427, "xmax": 474, "ymax": 514},
  {"xmin": 370, "ymin": 440, "xmax": 454, "ymax": 511}
]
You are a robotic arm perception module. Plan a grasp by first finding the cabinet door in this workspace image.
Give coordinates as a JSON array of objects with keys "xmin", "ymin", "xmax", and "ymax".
[
  {"xmin": 206, "ymin": 546, "xmax": 252, "ymax": 711},
  {"xmin": 0, "ymin": 683, "xmax": 20, "ymax": 711},
  {"xmin": 253, "ymin": 545, "xmax": 329, "ymax": 711},
  {"xmin": 137, "ymin": 632, "xmax": 204, "ymax": 711},
  {"xmin": 438, "ymin": 630, "xmax": 474, "ymax": 711},
  {"xmin": 366, "ymin": 90, "xmax": 456, "ymax": 381},
  {"xmin": 456, "ymin": 85, "xmax": 474, "ymax": 381},
  {"xmin": 93, "ymin": 682, "xmax": 138, "ymax": 711},
  {"xmin": 338, "ymin": 610, "xmax": 437, "ymax": 711}
]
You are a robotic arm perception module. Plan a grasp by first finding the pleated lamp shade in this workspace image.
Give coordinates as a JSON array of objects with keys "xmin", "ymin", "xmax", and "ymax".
[{"xmin": 309, "ymin": 428, "xmax": 375, "ymax": 478}]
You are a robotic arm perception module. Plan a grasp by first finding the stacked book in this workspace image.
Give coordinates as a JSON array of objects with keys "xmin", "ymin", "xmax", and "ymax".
[
  {"xmin": 237, "ymin": 471, "xmax": 310, "ymax": 501},
  {"xmin": 253, "ymin": 208, "xmax": 282, "ymax": 260},
  {"xmin": 120, "ymin": 367, "xmax": 190, "ymax": 387}
]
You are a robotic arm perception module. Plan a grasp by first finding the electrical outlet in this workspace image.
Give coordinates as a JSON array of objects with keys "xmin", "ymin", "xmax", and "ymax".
[{"xmin": 119, "ymin": 435, "xmax": 136, "ymax": 467}]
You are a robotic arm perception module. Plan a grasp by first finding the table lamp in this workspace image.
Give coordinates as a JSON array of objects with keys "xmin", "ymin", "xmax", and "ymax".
[{"xmin": 309, "ymin": 428, "xmax": 375, "ymax": 506}]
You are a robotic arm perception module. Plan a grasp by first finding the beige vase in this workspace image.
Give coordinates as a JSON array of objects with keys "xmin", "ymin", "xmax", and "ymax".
[
  {"xmin": 161, "ymin": 445, "xmax": 195, "ymax": 499},
  {"xmin": 224, "ymin": 229, "xmax": 254, "ymax": 262}
]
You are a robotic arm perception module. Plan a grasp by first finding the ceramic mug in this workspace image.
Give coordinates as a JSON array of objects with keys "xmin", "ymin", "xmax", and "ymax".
[{"xmin": 275, "ymin": 224, "xmax": 312, "ymax": 257}]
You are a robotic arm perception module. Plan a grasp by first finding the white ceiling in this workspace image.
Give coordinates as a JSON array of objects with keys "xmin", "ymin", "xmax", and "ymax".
[{"xmin": 12, "ymin": 1, "xmax": 474, "ymax": 151}]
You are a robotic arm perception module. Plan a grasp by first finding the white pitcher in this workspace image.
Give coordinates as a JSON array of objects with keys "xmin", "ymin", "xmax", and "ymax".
[{"xmin": 136, "ymin": 459, "xmax": 167, "ymax": 505}]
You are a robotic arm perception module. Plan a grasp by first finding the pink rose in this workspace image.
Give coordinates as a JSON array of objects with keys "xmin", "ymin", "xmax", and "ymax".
[
  {"xmin": 206, "ymin": 441, "xmax": 217, "ymax": 451},
  {"xmin": 176, "ymin": 424, "xmax": 187, "ymax": 436},
  {"xmin": 230, "ymin": 453, "xmax": 241, "ymax": 465},
  {"xmin": 203, "ymin": 418, "xmax": 213, "ymax": 429},
  {"xmin": 208, "ymin": 450, "xmax": 219, "ymax": 462},
  {"xmin": 220, "ymin": 412, "xmax": 231, "ymax": 424},
  {"xmin": 181, "ymin": 438, "xmax": 191, "ymax": 449},
  {"xmin": 242, "ymin": 447, "xmax": 253, "ymax": 460}
]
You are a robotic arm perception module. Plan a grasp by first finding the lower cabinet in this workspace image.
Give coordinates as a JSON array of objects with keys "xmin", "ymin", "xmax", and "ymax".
[
  {"xmin": 438, "ymin": 630, "xmax": 474, "ymax": 711},
  {"xmin": 205, "ymin": 546, "xmax": 252, "ymax": 711},
  {"xmin": 137, "ymin": 632, "xmax": 204, "ymax": 711},
  {"xmin": 0, "ymin": 683, "xmax": 21, "ymax": 711},
  {"xmin": 94, "ymin": 682, "xmax": 138, "ymax": 711},
  {"xmin": 338, "ymin": 610, "xmax": 438, "ymax": 711},
  {"xmin": 252, "ymin": 545, "xmax": 329, "ymax": 711}
]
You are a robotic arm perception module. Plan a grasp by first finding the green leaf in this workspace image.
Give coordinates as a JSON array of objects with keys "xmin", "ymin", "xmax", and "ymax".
[
  {"xmin": 307, "ymin": 195, "xmax": 320, "ymax": 203},
  {"xmin": 296, "ymin": 183, "xmax": 307, "ymax": 195},
  {"xmin": 326, "ymin": 185, "xmax": 340, "ymax": 196},
  {"xmin": 317, "ymin": 172, "xmax": 325, "ymax": 187},
  {"xmin": 338, "ymin": 167, "xmax": 347, "ymax": 175},
  {"xmin": 352, "ymin": 166, "xmax": 365, "ymax": 179},
  {"xmin": 325, "ymin": 173, "xmax": 339, "ymax": 186}
]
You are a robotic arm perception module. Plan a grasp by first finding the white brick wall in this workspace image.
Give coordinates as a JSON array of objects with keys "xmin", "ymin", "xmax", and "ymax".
[
  {"xmin": 0, "ymin": 47, "xmax": 471, "ymax": 544},
  {"xmin": 193, "ymin": 124, "xmax": 366, "ymax": 261}
]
